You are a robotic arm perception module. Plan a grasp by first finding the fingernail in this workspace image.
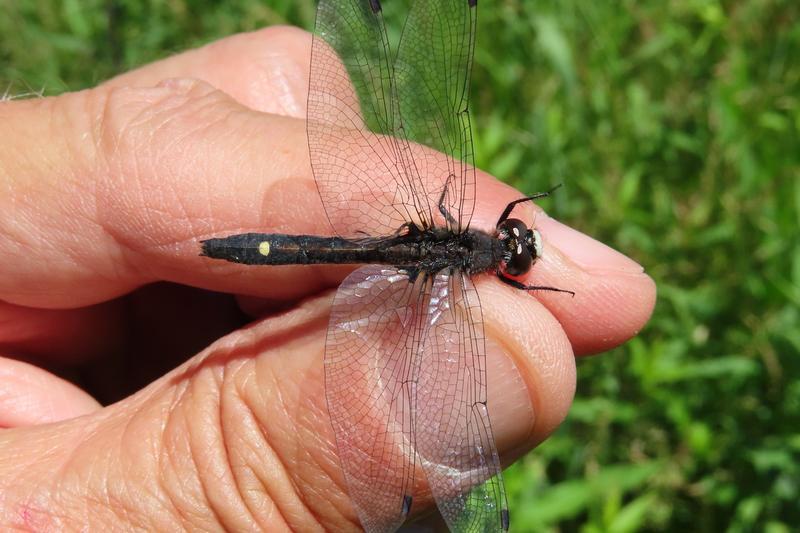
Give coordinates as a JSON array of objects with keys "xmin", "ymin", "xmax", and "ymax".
[{"xmin": 536, "ymin": 214, "xmax": 644, "ymax": 274}]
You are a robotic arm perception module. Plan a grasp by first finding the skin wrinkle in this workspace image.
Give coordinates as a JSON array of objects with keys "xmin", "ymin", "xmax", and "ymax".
[
  {"xmin": 95, "ymin": 414, "xmax": 155, "ymax": 530},
  {"xmin": 229, "ymin": 303, "xmax": 350, "ymax": 531},
  {"xmin": 46, "ymin": 99, "xmax": 101, "ymax": 254},
  {"xmin": 160, "ymin": 476, "xmax": 193, "ymax": 532},
  {"xmin": 165, "ymin": 107, "xmax": 250, "ymax": 238},
  {"xmin": 42, "ymin": 456, "xmax": 85, "ymax": 530},
  {"xmin": 153, "ymin": 402, "xmax": 191, "ymax": 521},
  {"xmin": 96, "ymin": 447, "xmax": 121, "ymax": 528},
  {"xmin": 524, "ymin": 340, "xmax": 572, "ymax": 451},
  {"xmin": 104, "ymin": 87, "xmax": 259, "ymax": 261},
  {"xmin": 192, "ymin": 326, "xmax": 298, "ymax": 527},
  {"xmin": 163, "ymin": 453, "xmax": 206, "ymax": 530},
  {"xmin": 279, "ymin": 383, "xmax": 346, "ymax": 531},
  {"xmin": 92, "ymin": 444, "xmax": 132, "ymax": 529},
  {"xmin": 248, "ymin": 428, "xmax": 306, "ymax": 531},
  {"xmin": 150, "ymin": 103, "xmax": 199, "ymax": 163},
  {"xmin": 218, "ymin": 367, "xmax": 245, "ymax": 529},
  {"xmin": 187, "ymin": 387, "xmax": 230, "ymax": 531},
  {"xmin": 159, "ymin": 389, "xmax": 202, "ymax": 531},
  {"xmin": 157, "ymin": 394, "xmax": 199, "ymax": 523},
  {"xmin": 157, "ymin": 99, "xmax": 226, "ymax": 175},
  {"xmin": 98, "ymin": 112, "xmax": 162, "ymax": 283},
  {"xmin": 248, "ymin": 404, "xmax": 300, "ymax": 532},
  {"xmin": 119, "ymin": 89, "xmax": 185, "ymax": 188},
  {"xmin": 217, "ymin": 363, "xmax": 267, "ymax": 531},
  {"xmin": 113, "ymin": 474, "xmax": 151, "ymax": 531},
  {"xmin": 236, "ymin": 463, "xmax": 278, "ymax": 531},
  {"xmin": 283, "ymin": 326, "xmax": 359, "ymax": 530},
  {"xmin": 185, "ymin": 369, "xmax": 256, "ymax": 532},
  {"xmin": 228, "ymin": 373, "xmax": 281, "ymax": 531},
  {"xmin": 104, "ymin": 87, "xmax": 211, "ymax": 278},
  {"xmin": 94, "ymin": 90, "xmax": 158, "ymax": 287},
  {"xmin": 256, "ymin": 343, "xmax": 325, "ymax": 531},
  {"xmin": 186, "ymin": 129, "xmax": 246, "ymax": 241},
  {"xmin": 56, "ymin": 429, "xmax": 110, "ymax": 527},
  {"xmin": 94, "ymin": 479, "xmax": 137, "ymax": 531},
  {"xmin": 154, "ymin": 376, "xmax": 205, "ymax": 530},
  {"xmin": 291, "ymin": 454, "xmax": 344, "ymax": 531}
]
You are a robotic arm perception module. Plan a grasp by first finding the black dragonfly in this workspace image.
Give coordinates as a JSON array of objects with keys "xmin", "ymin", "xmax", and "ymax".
[{"xmin": 201, "ymin": 0, "xmax": 572, "ymax": 530}]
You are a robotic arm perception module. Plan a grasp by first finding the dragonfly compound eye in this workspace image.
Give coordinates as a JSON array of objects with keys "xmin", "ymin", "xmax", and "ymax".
[{"xmin": 499, "ymin": 218, "xmax": 533, "ymax": 276}]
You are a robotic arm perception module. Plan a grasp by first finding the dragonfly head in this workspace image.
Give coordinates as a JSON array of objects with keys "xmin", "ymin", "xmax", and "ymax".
[{"xmin": 497, "ymin": 218, "xmax": 543, "ymax": 276}]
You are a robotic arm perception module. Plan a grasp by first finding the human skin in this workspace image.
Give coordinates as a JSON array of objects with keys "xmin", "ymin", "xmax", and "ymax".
[{"xmin": 0, "ymin": 26, "xmax": 656, "ymax": 531}]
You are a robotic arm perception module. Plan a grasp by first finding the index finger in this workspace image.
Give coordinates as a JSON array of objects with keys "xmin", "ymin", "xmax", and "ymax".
[
  {"xmin": 0, "ymin": 27, "xmax": 653, "ymax": 356},
  {"xmin": 111, "ymin": 77, "xmax": 652, "ymax": 357}
]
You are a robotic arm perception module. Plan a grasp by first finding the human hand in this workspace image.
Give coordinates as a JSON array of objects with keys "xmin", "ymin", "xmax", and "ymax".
[{"xmin": 0, "ymin": 27, "xmax": 655, "ymax": 530}]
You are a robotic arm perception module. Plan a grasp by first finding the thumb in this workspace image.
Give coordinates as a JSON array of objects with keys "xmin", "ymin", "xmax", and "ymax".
[
  {"xmin": 0, "ymin": 295, "xmax": 354, "ymax": 531},
  {"xmin": 0, "ymin": 280, "xmax": 574, "ymax": 531}
]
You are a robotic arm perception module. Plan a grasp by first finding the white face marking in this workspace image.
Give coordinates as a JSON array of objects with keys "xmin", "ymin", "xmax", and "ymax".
[
  {"xmin": 512, "ymin": 227, "xmax": 520, "ymax": 237},
  {"xmin": 516, "ymin": 243, "xmax": 522, "ymax": 255},
  {"xmin": 532, "ymin": 229, "xmax": 543, "ymax": 258},
  {"xmin": 258, "ymin": 241, "xmax": 271, "ymax": 256}
]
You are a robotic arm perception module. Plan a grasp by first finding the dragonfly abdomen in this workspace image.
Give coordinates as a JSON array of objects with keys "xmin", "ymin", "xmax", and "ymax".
[{"xmin": 200, "ymin": 232, "xmax": 409, "ymax": 266}]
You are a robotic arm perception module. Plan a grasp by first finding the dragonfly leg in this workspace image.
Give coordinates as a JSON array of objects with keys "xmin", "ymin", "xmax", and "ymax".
[
  {"xmin": 437, "ymin": 176, "xmax": 459, "ymax": 227},
  {"xmin": 496, "ymin": 184, "xmax": 563, "ymax": 227},
  {"xmin": 497, "ymin": 270, "xmax": 575, "ymax": 296}
]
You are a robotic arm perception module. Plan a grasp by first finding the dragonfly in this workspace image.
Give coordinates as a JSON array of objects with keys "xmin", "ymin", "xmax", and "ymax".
[{"xmin": 201, "ymin": 0, "xmax": 572, "ymax": 530}]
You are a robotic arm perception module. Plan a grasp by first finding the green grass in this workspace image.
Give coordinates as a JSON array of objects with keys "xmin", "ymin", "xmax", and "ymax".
[{"xmin": 2, "ymin": 0, "xmax": 799, "ymax": 531}]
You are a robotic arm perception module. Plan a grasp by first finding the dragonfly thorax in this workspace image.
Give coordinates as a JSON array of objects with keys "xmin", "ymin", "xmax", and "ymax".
[{"xmin": 403, "ymin": 226, "xmax": 502, "ymax": 276}]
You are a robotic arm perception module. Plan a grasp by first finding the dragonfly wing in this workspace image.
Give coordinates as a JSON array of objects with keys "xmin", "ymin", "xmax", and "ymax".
[
  {"xmin": 394, "ymin": 0, "xmax": 478, "ymax": 234},
  {"xmin": 310, "ymin": 0, "xmax": 439, "ymax": 236},
  {"xmin": 417, "ymin": 271, "xmax": 509, "ymax": 532},
  {"xmin": 325, "ymin": 265, "xmax": 431, "ymax": 532}
]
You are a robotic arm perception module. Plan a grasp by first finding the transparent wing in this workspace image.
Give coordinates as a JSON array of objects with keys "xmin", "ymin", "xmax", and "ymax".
[
  {"xmin": 417, "ymin": 271, "xmax": 509, "ymax": 532},
  {"xmin": 308, "ymin": 0, "xmax": 478, "ymax": 236},
  {"xmin": 325, "ymin": 265, "xmax": 430, "ymax": 532},
  {"xmin": 310, "ymin": 0, "xmax": 437, "ymax": 236},
  {"xmin": 394, "ymin": 0, "xmax": 478, "ymax": 233}
]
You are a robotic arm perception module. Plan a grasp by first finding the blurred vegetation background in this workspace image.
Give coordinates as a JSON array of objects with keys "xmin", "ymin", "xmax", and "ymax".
[{"xmin": 2, "ymin": 0, "xmax": 798, "ymax": 531}]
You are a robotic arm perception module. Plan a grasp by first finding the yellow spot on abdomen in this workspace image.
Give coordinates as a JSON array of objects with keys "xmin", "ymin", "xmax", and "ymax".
[{"xmin": 258, "ymin": 241, "xmax": 271, "ymax": 256}]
